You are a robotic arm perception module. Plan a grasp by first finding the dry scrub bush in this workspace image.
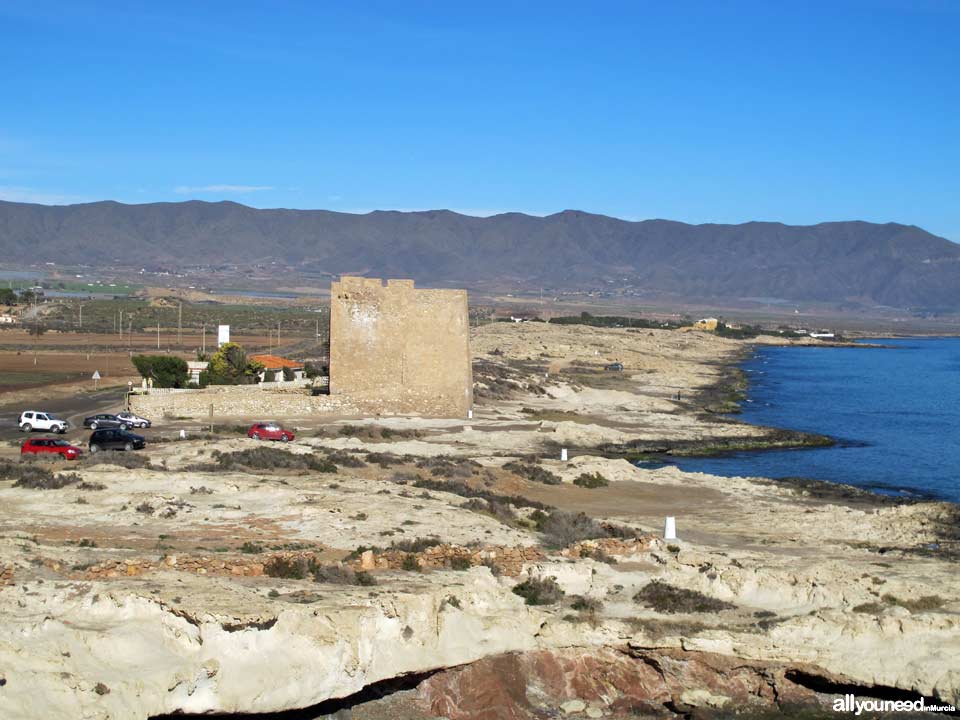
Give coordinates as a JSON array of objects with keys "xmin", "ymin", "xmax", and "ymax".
[
  {"xmin": 502, "ymin": 461, "xmax": 561, "ymax": 485},
  {"xmin": 1, "ymin": 460, "xmax": 82, "ymax": 490},
  {"xmin": 512, "ymin": 576, "xmax": 565, "ymax": 606},
  {"xmin": 633, "ymin": 581, "xmax": 735, "ymax": 614},
  {"xmin": 212, "ymin": 447, "xmax": 337, "ymax": 473}
]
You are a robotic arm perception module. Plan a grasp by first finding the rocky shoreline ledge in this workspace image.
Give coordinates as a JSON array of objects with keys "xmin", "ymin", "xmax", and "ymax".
[{"xmin": 0, "ymin": 322, "xmax": 956, "ymax": 719}]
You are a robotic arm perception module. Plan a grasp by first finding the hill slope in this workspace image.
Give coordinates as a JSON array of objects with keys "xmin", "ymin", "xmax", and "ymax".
[{"xmin": 1, "ymin": 200, "xmax": 958, "ymax": 310}]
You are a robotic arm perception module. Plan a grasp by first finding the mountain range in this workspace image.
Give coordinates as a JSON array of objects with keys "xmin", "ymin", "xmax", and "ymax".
[{"xmin": 1, "ymin": 199, "xmax": 958, "ymax": 312}]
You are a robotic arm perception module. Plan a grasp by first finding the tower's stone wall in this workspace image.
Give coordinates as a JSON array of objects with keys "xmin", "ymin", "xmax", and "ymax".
[{"xmin": 329, "ymin": 277, "xmax": 473, "ymax": 417}]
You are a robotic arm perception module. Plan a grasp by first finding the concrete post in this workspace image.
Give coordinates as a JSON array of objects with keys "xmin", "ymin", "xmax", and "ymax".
[
  {"xmin": 664, "ymin": 516, "xmax": 677, "ymax": 541},
  {"xmin": 561, "ymin": 448, "xmax": 568, "ymax": 462}
]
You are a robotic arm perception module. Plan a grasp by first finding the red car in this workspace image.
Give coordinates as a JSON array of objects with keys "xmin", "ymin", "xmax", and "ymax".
[
  {"xmin": 247, "ymin": 423, "xmax": 295, "ymax": 442},
  {"xmin": 21, "ymin": 438, "xmax": 83, "ymax": 460}
]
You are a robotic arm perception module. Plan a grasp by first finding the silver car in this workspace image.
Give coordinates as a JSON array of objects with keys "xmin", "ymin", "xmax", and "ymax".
[{"xmin": 116, "ymin": 411, "xmax": 152, "ymax": 429}]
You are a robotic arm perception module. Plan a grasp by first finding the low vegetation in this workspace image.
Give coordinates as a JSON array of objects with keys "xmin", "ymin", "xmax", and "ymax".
[
  {"xmin": 323, "ymin": 450, "xmax": 366, "ymax": 468},
  {"xmin": 364, "ymin": 452, "xmax": 407, "ymax": 468},
  {"xmin": 329, "ymin": 425, "xmax": 422, "ymax": 442},
  {"xmin": 633, "ymin": 581, "xmax": 736, "ymax": 614},
  {"xmin": 210, "ymin": 447, "xmax": 337, "ymax": 473},
  {"xmin": 854, "ymin": 594, "xmax": 947, "ymax": 614},
  {"xmin": 416, "ymin": 456, "xmax": 483, "ymax": 479},
  {"xmin": 263, "ymin": 556, "xmax": 376, "ymax": 586},
  {"xmin": 512, "ymin": 576, "xmax": 565, "ymax": 605},
  {"xmin": 535, "ymin": 509, "xmax": 634, "ymax": 549},
  {"xmin": 81, "ymin": 452, "xmax": 153, "ymax": 469},
  {"xmin": 412, "ymin": 478, "xmax": 551, "ymax": 511},
  {"xmin": 573, "ymin": 472, "xmax": 609, "ymax": 489},
  {"xmin": 502, "ymin": 461, "xmax": 561, "ymax": 485},
  {"xmin": 0, "ymin": 460, "xmax": 82, "ymax": 490}
]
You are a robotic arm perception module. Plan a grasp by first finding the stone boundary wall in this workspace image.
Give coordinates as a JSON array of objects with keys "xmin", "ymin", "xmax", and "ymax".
[
  {"xmin": 129, "ymin": 386, "xmax": 359, "ymax": 420},
  {"xmin": 38, "ymin": 537, "xmax": 653, "ymax": 584}
]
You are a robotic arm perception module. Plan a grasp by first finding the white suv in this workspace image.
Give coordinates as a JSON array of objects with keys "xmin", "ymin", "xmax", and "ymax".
[{"xmin": 19, "ymin": 411, "xmax": 69, "ymax": 434}]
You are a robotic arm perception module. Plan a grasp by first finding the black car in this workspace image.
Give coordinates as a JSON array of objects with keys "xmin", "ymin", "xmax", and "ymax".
[
  {"xmin": 89, "ymin": 429, "xmax": 146, "ymax": 453},
  {"xmin": 83, "ymin": 413, "xmax": 130, "ymax": 431}
]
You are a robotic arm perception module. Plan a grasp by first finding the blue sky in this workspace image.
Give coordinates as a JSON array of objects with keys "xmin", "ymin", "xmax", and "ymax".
[{"xmin": 1, "ymin": 1, "xmax": 958, "ymax": 240}]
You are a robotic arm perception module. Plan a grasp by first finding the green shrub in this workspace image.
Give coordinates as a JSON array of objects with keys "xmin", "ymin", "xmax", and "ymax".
[
  {"xmin": 536, "ymin": 510, "xmax": 631, "ymax": 549},
  {"xmin": 573, "ymin": 472, "xmax": 609, "ymax": 489},
  {"xmin": 264, "ymin": 556, "xmax": 317, "ymax": 580},
  {"xmin": 570, "ymin": 595, "xmax": 603, "ymax": 613},
  {"xmin": 881, "ymin": 594, "xmax": 945, "ymax": 612},
  {"xmin": 213, "ymin": 447, "xmax": 337, "ymax": 473},
  {"xmin": 313, "ymin": 564, "xmax": 377, "ymax": 586},
  {"xmin": 325, "ymin": 450, "xmax": 366, "ymax": 468},
  {"xmin": 390, "ymin": 537, "xmax": 442, "ymax": 553},
  {"xmin": 450, "ymin": 556, "xmax": 472, "ymax": 571},
  {"xmin": 512, "ymin": 576, "xmax": 565, "ymax": 605},
  {"xmin": 205, "ymin": 343, "xmax": 264, "ymax": 385},
  {"xmin": 401, "ymin": 554, "xmax": 420, "ymax": 571},
  {"xmin": 1, "ymin": 460, "xmax": 82, "ymax": 489},
  {"xmin": 633, "ymin": 581, "xmax": 735, "ymax": 614},
  {"xmin": 412, "ymin": 478, "xmax": 550, "ymax": 510},
  {"xmin": 502, "ymin": 461, "xmax": 561, "ymax": 485},
  {"xmin": 132, "ymin": 355, "xmax": 189, "ymax": 388}
]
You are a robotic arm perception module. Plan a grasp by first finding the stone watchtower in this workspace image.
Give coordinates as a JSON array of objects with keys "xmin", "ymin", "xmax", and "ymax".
[{"xmin": 329, "ymin": 277, "xmax": 473, "ymax": 417}]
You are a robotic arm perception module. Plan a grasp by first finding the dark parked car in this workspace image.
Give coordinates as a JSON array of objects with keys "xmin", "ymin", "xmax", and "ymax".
[
  {"xmin": 89, "ymin": 429, "xmax": 146, "ymax": 453},
  {"xmin": 83, "ymin": 414, "xmax": 130, "ymax": 431}
]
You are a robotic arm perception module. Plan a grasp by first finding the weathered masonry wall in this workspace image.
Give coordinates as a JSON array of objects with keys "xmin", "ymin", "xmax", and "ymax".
[
  {"xmin": 329, "ymin": 277, "xmax": 473, "ymax": 417},
  {"xmin": 129, "ymin": 386, "xmax": 359, "ymax": 419}
]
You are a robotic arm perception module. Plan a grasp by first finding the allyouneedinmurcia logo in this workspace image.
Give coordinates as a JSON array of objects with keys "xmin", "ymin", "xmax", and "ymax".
[{"xmin": 833, "ymin": 694, "xmax": 956, "ymax": 715}]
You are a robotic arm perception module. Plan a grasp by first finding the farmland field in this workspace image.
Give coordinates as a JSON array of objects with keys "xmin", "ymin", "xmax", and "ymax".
[{"xmin": 0, "ymin": 371, "xmax": 77, "ymax": 391}]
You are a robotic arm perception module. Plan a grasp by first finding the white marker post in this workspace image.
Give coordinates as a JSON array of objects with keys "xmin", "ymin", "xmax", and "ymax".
[
  {"xmin": 561, "ymin": 448, "xmax": 568, "ymax": 462},
  {"xmin": 664, "ymin": 516, "xmax": 677, "ymax": 541},
  {"xmin": 468, "ymin": 409, "xmax": 473, "ymax": 419}
]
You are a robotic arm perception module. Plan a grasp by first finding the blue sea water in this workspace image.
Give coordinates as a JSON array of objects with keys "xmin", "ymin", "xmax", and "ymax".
[{"xmin": 668, "ymin": 337, "xmax": 960, "ymax": 503}]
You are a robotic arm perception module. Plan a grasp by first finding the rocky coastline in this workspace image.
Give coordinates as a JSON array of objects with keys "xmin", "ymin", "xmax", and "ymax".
[{"xmin": 0, "ymin": 322, "xmax": 955, "ymax": 719}]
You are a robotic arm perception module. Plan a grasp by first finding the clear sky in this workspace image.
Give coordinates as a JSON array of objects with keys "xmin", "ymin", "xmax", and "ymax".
[{"xmin": 1, "ymin": 1, "xmax": 957, "ymax": 240}]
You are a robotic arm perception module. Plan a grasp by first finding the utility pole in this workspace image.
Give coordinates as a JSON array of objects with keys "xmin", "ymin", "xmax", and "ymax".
[
  {"xmin": 119, "ymin": 309, "xmax": 123, "ymax": 339},
  {"xmin": 277, "ymin": 321, "xmax": 280, "ymax": 351},
  {"xmin": 177, "ymin": 301, "xmax": 182, "ymax": 348},
  {"xmin": 202, "ymin": 322, "xmax": 206, "ymax": 356},
  {"xmin": 157, "ymin": 320, "xmax": 161, "ymax": 349},
  {"xmin": 78, "ymin": 303, "xmax": 83, "ymax": 329}
]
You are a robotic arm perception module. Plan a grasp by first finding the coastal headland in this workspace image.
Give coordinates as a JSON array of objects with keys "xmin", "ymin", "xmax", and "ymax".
[{"xmin": 0, "ymin": 322, "xmax": 956, "ymax": 719}]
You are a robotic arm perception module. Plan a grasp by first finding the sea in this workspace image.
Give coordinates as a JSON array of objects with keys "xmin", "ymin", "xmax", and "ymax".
[{"xmin": 668, "ymin": 337, "xmax": 960, "ymax": 503}]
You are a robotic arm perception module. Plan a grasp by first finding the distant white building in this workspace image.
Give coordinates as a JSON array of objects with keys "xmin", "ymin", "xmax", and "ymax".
[
  {"xmin": 0, "ymin": 314, "xmax": 17, "ymax": 325},
  {"xmin": 217, "ymin": 324, "xmax": 230, "ymax": 347},
  {"xmin": 187, "ymin": 361, "xmax": 209, "ymax": 385}
]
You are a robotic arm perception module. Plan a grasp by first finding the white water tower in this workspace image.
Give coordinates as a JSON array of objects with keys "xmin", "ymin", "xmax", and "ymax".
[{"xmin": 217, "ymin": 324, "xmax": 230, "ymax": 347}]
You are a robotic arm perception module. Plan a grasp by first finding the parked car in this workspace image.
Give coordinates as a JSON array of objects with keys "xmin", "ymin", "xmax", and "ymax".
[
  {"xmin": 21, "ymin": 438, "xmax": 83, "ymax": 460},
  {"xmin": 604, "ymin": 362, "xmax": 624, "ymax": 371},
  {"xmin": 247, "ymin": 422, "xmax": 295, "ymax": 442},
  {"xmin": 19, "ymin": 411, "xmax": 69, "ymax": 433},
  {"xmin": 88, "ymin": 428, "xmax": 146, "ymax": 453},
  {"xmin": 83, "ymin": 414, "xmax": 130, "ymax": 431},
  {"xmin": 116, "ymin": 411, "xmax": 151, "ymax": 428}
]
